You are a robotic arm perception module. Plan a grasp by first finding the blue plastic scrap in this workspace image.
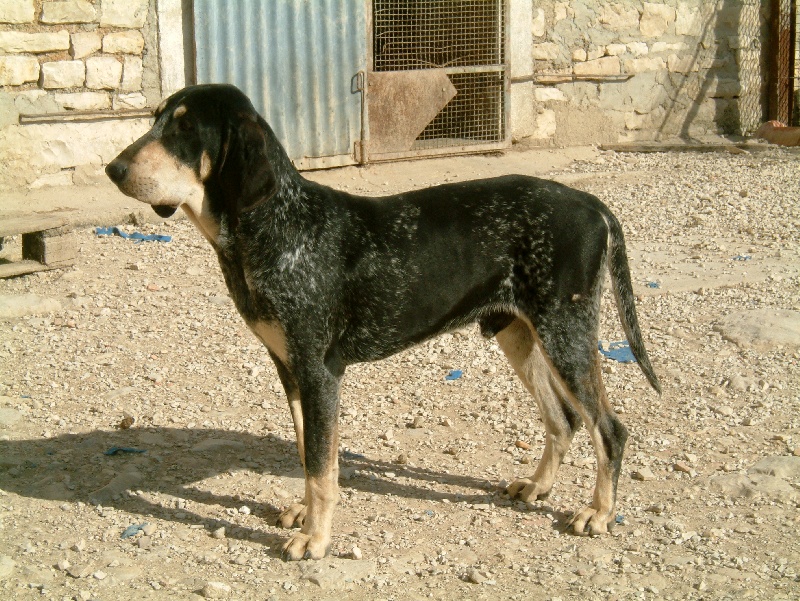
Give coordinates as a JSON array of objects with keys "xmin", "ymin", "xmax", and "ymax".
[
  {"xmin": 732, "ymin": 254, "xmax": 752, "ymax": 261},
  {"xmin": 121, "ymin": 523, "xmax": 148, "ymax": 539},
  {"xmin": 445, "ymin": 369, "xmax": 463, "ymax": 381},
  {"xmin": 598, "ymin": 341, "xmax": 637, "ymax": 363},
  {"xmin": 646, "ymin": 281, "xmax": 661, "ymax": 289},
  {"xmin": 95, "ymin": 226, "xmax": 171, "ymax": 243},
  {"xmin": 105, "ymin": 446, "xmax": 147, "ymax": 456}
]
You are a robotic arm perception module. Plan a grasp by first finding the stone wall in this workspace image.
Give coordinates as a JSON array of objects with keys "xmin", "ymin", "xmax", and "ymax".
[
  {"xmin": 0, "ymin": 0, "xmax": 159, "ymax": 189},
  {"xmin": 512, "ymin": 0, "xmax": 769, "ymax": 147}
]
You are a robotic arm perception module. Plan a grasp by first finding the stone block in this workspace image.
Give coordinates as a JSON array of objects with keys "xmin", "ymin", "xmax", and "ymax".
[
  {"xmin": 651, "ymin": 42, "xmax": 685, "ymax": 53},
  {"xmin": 532, "ymin": 8, "xmax": 546, "ymax": 37},
  {"xmin": 624, "ymin": 56, "xmax": 666, "ymax": 73},
  {"xmin": 708, "ymin": 78, "xmax": 741, "ymax": 99},
  {"xmin": 54, "ymin": 91, "xmax": 110, "ymax": 111},
  {"xmin": 625, "ymin": 111, "xmax": 648, "ymax": 130},
  {"xmin": 0, "ymin": 30, "xmax": 70, "ymax": 53},
  {"xmin": 574, "ymin": 56, "xmax": 620, "ymax": 76},
  {"xmin": 14, "ymin": 90, "xmax": 60, "ymax": 115},
  {"xmin": 587, "ymin": 47, "xmax": 604, "ymax": 61},
  {"xmin": 599, "ymin": 4, "xmax": 640, "ymax": 30},
  {"xmin": 606, "ymin": 43, "xmax": 627, "ymax": 56},
  {"xmin": 121, "ymin": 56, "xmax": 143, "ymax": 92},
  {"xmin": 41, "ymin": 60, "xmax": 85, "ymax": 89},
  {"xmin": 640, "ymin": 3, "xmax": 675, "ymax": 37},
  {"xmin": 667, "ymin": 54, "xmax": 699, "ymax": 74},
  {"xmin": 532, "ymin": 42, "xmax": 560, "ymax": 61},
  {"xmin": 572, "ymin": 48, "xmax": 587, "ymax": 62},
  {"xmin": 554, "ymin": 2, "xmax": 574, "ymax": 22},
  {"xmin": 114, "ymin": 92, "xmax": 147, "ymax": 110},
  {"xmin": 0, "ymin": 0, "xmax": 34, "ymax": 23},
  {"xmin": 71, "ymin": 32, "xmax": 101, "ymax": 59},
  {"xmin": 0, "ymin": 56, "xmax": 39, "ymax": 85},
  {"xmin": 86, "ymin": 56, "xmax": 122, "ymax": 90},
  {"xmin": 534, "ymin": 88, "xmax": 566, "ymax": 102},
  {"xmin": 676, "ymin": 2, "xmax": 702, "ymax": 36},
  {"xmin": 100, "ymin": 0, "xmax": 148, "ymax": 28},
  {"xmin": 103, "ymin": 31, "xmax": 145, "ymax": 54},
  {"xmin": 627, "ymin": 42, "xmax": 649, "ymax": 56},
  {"xmin": 510, "ymin": 81, "xmax": 534, "ymax": 142},
  {"xmin": 41, "ymin": 1, "xmax": 96, "ymax": 24},
  {"xmin": 23, "ymin": 226, "xmax": 77, "ymax": 267},
  {"xmin": 532, "ymin": 109, "xmax": 556, "ymax": 139}
]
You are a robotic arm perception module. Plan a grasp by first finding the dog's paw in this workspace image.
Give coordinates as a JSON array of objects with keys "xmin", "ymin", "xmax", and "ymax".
[
  {"xmin": 281, "ymin": 532, "xmax": 330, "ymax": 561},
  {"xmin": 506, "ymin": 478, "xmax": 551, "ymax": 503},
  {"xmin": 568, "ymin": 506, "xmax": 612, "ymax": 536},
  {"xmin": 277, "ymin": 503, "xmax": 307, "ymax": 529}
]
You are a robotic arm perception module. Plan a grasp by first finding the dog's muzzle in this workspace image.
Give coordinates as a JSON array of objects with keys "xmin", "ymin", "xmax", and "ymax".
[{"xmin": 106, "ymin": 157, "xmax": 178, "ymax": 218}]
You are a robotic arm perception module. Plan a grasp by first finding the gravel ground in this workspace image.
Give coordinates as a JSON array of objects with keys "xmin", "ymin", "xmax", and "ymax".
[{"xmin": 1, "ymin": 146, "xmax": 799, "ymax": 601}]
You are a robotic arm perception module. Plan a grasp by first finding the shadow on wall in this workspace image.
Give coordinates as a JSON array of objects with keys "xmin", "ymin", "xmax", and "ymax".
[{"xmin": 658, "ymin": 0, "xmax": 767, "ymax": 137}]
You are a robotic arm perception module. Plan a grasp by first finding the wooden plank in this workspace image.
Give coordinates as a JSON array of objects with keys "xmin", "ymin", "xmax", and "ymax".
[
  {"xmin": 0, "ymin": 215, "xmax": 68, "ymax": 237},
  {"xmin": 0, "ymin": 260, "xmax": 48, "ymax": 279},
  {"xmin": 23, "ymin": 230, "xmax": 76, "ymax": 267}
]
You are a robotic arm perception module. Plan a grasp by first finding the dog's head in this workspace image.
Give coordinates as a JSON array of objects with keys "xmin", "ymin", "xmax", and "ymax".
[{"xmin": 106, "ymin": 84, "xmax": 277, "ymax": 230}]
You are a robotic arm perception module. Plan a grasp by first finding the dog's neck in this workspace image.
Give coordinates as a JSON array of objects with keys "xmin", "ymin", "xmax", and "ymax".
[{"xmin": 181, "ymin": 193, "xmax": 221, "ymax": 249}]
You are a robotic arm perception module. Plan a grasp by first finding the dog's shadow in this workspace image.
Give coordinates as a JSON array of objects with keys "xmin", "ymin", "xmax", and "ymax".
[{"xmin": 0, "ymin": 426, "xmax": 570, "ymax": 554}]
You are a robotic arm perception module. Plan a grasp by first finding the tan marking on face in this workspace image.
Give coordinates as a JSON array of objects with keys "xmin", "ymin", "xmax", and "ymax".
[
  {"xmin": 155, "ymin": 97, "xmax": 169, "ymax": 116},
  {"xmin": 173, "ymin": 105, "xmax": 187, "ymax": 118}
]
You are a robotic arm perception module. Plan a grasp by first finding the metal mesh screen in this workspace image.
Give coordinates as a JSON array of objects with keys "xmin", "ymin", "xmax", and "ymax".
[
  {"xmin": 372, "ymin": 0, "xmax": 504, "ymax": 71},
  {"xmin": 415, "ymin": 71, "xmax": 505, "ymax": 147},
  {"xmin": 738, "ymin": 2, "xmax": 765, "ymax": 134},
  {"xmin": 775, "ymin": 0, "xmax": 797, "ymax": 124}
]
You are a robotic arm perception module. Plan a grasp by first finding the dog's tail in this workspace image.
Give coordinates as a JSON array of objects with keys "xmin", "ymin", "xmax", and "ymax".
[{"xmin": 604, "ymin": 211, "xmax": 662, "ymax": 395}]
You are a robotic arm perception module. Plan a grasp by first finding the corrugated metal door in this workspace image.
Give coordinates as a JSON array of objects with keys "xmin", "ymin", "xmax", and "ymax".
[{"xmin": 193, "ymin": 0, "xmax": 367, "ymax": 169}]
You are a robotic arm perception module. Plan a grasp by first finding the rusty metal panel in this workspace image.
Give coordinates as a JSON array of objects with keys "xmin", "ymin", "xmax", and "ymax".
[
  {"xmin": 367, "ymin": 70, "xmax": 456, "ymax": 154},
  {"xmin": 193, "ymin": 0, "xmax": 367, "ymax": 168}
]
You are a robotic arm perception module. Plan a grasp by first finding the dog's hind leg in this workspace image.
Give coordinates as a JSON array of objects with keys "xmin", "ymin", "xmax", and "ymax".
[
  {"xmin": 271, "ymin": 353, "xmax": 309, "ymax": 529},
  {"xmin": 496, "ymin": 318, "xmax": 581, "ymax": 503},
  {"xmin": 535, "ymin": 313, "xmax": 628, "ymax": 536}
]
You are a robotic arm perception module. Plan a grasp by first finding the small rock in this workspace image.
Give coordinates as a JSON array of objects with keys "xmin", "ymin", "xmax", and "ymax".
[
  {"xmin": 138, "ymin": 536, "xmax": 152, "ymax": 550},
  {"xmin": 632, "ymin": 467, "xmax": 656, "ymax": 481},
  {"xmin": 515, "ymin": 440, "xmax": 531, "ymax": 450},
  {"xmin": 93, "ymin": 570, "xmax": 107, "ymax": 580},
  {"xmin": 394, "ymin": 453, "xmax": 408, "ymax": 465},
  {"xmin": 71, "ymin": 539, "xmax": 86, "ymax": 553},
  {"xmin": 352, "ymin": 546, "xmax": 363, "ymax": 560},
  {"xmin": 67, "ymin": 564, "xmax": 93, "ymax": 579},
  {"xmin": 200, "ymin": 581, "xmax": 231, "ymax": 598},
  {"xmin": 238, "ymin": 506, "xmax": 251, "ymax": 515},
  {"xmin": 211, "ymin": 527, "xmax": 226, "ymax": 539},
  {"xmin": 56, "ymin": 558, "xmax": 71, "ymax": 572},
  {"xmin": 141, "ymin": 524, "xmax": 156, "ymax": 536},
  {"xmin": 467, "ymin": 569, "xmax": 487, "ymax": 584}
]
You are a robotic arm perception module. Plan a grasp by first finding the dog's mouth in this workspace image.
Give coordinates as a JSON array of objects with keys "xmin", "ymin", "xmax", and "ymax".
[{"xmin": 152, "ymin": 205, "xmax": 178, "ymax": 218}]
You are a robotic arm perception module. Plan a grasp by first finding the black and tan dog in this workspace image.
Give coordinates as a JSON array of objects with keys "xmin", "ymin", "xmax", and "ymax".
[{"xmin": 106, "ymin": 84, "xmax": 661, "ymax": 561}]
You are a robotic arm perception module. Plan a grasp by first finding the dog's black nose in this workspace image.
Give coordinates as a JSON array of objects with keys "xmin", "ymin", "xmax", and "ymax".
[{"xmin": 105, "ymin": 158, "xmax": 128, "ymax": 184}]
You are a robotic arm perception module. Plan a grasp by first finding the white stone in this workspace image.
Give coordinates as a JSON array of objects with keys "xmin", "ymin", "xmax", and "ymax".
[
  {"xmin": 103, "ymin": 31, "xmax": 145, "ymax": 54},
  {"xmin": 86, "ymin": 56, "xmax": 122, "ymax": 90},
  {"xmin": 0, "ymin": 30, "xmax": 70, "ymax": 53},
  {"xmin": 587, "ymin": 47, "xmax": 604, "ymax": 61},
  {"xmin": 572, "ymin": 48, "xmax": 587, "ymax": 62},
  {"xmin": 534, "ymin": 88, "xmax": 566, "ymax": 102},
  {"xmin": 599, "ymin": 4, "xmax": 640, "ymax": 30},
  {"xmin": 676, "ymin": 2, "xmax": 702, "ymax": 36},
  {"xmin": 532, "ymin": 8, "xmax": 546, "ymax": 37},
  {"xmin": 70, "ymin": 32, "xmax": 101, "ymax": 59},
  {"xmin": 114, "ymin": 93, "xmax": 147, "ymax": 110},
  {"xmin": 606, "ymin": 43, "xmax": 627, "ymax": 56},
  {"xmin": 0, "ymin": 0, "xmax": 34, "ymax": 23},
  {"xmin": 510, "ymin": 81, "xmax": 534, "ymax": 142},
  {"xmin": 651, "ymin": 42, "xmax": 685, "ymax": 53},
  {"xmin": 121, "ymin": 56, "xmax": 143, "ymax": 92},
  {"xmin": 667, "ymin": 54, "xmax": 699, "ymax": 74},
  {"xmin": 624, "ymin": 57, "xmax": 666, "ymax": 73},
  {"xmin": 54, "ymin": 91, "xmax": 110, "ymax": 110},
  {"xmin": 627, "ymin": 42, "xmax": 649, "ymax": 56},
  {"xmin": 100, "ymin": 0, "xmax": 148, "ymax": 28},
  {"xmin": 30, "ymin": 170, "xmax": 74, "ymax": 188},
  {"xmin": 532, "ymin": 42, "xmax": 560, "ymax": 61},
  {"xmin": 640, "ymin": 3, "xmax": 676, "ymax": 37},
  {"xmin": 574, "ymin": 56, "xmax": 620, "ymax": 76},
  {"xmin": 0, "ymin": 55, "xmax": 39, "ymax": 85},
  {"xmin": 625, "ymin": 112, "xmax": 647, "ymax": 130},
  {"xmin": 531, "ymin": 109, "xmax": 556, "ymax": 139},
  {"xmin": 40, "ymin": 1, "xmax": 96, "ymax": 24},
  {"xmin": 41, "ymin": 60, "xmax": 85, "ymax": 89}
]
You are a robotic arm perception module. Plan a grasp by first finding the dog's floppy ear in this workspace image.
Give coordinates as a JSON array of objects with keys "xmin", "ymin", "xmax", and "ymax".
[{"xmin": 216, "ymin": 111, "xmax": 278, "ymax": 225}]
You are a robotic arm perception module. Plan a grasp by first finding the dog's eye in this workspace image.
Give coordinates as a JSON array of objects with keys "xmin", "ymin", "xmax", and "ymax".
[{"xmin": 178, "ymin": 119, "xmax": 194, "ymax": 132}]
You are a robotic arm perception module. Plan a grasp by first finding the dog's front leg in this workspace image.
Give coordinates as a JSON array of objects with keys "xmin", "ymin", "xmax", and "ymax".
[
  {"xmin": 281, "ymin": 362, "xmax": 341, "ymax": 561},
  {"xmin": 269, "ymin": 353, "xmax": 310, "ymax": 529}
]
